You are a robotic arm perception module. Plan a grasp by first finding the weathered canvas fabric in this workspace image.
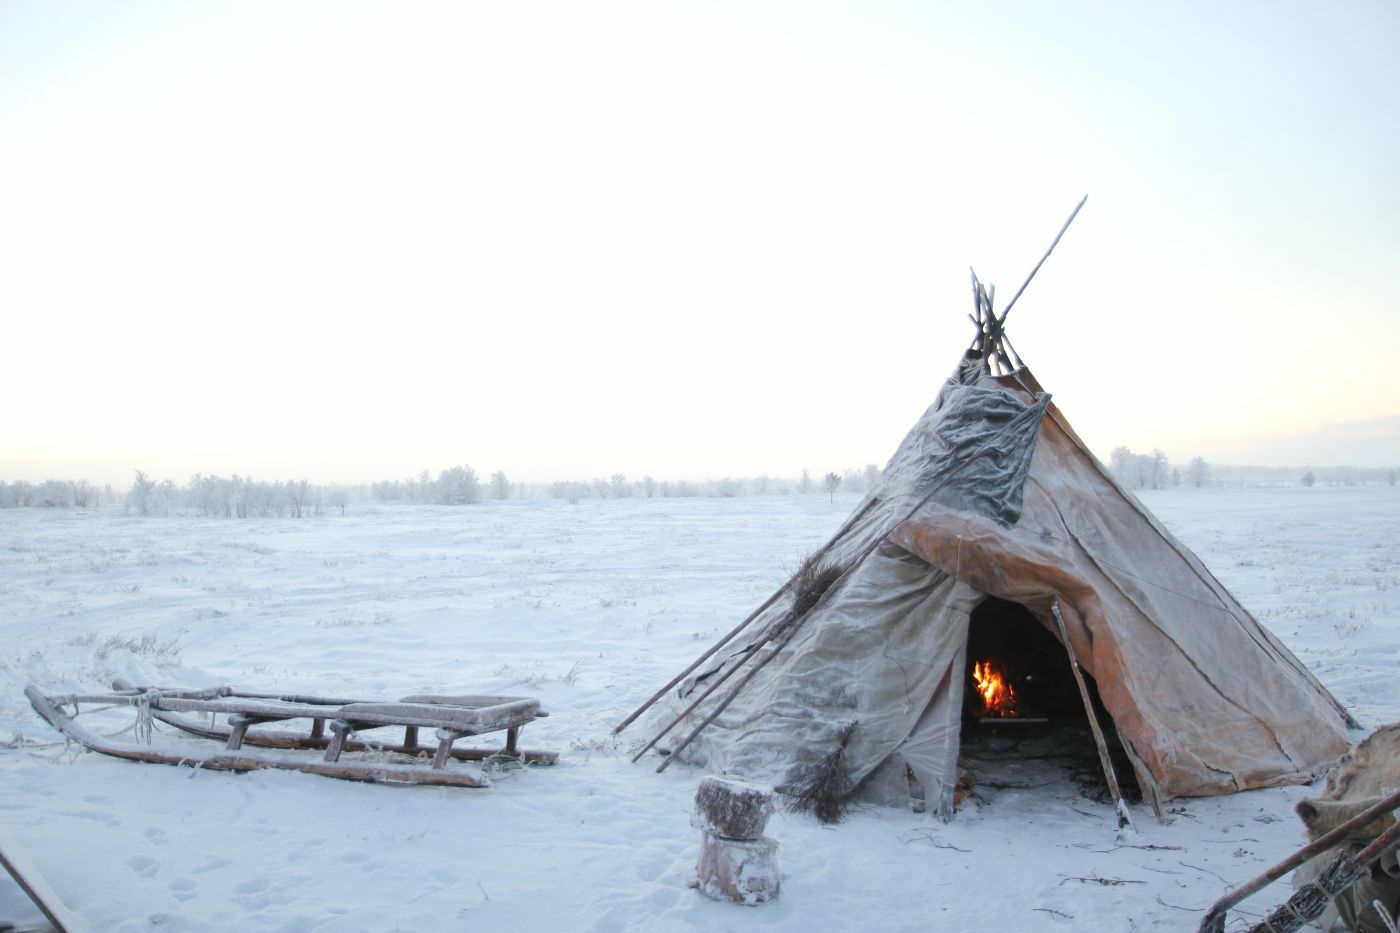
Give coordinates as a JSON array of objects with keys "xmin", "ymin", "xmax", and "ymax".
[{"xmin": 645, "ymin": 355, "xmax": 1351, "ymax": 816}]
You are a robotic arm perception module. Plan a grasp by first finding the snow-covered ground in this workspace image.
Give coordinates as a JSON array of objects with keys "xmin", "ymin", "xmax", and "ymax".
[{"xmin": 1, "ymin": 487, "xmax": 1396, "ymax": 931}]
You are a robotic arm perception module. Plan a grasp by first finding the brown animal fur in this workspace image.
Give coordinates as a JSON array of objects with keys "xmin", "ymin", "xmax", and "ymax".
[{"xmin": 1297, "ymin": 723, "xmax": 1400, "ymax": 845}]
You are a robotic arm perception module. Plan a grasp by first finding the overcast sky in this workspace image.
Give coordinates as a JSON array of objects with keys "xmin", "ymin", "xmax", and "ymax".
[{"xmin": 2, "ymin": 1, "xmax": 1397, "ymax": 486}]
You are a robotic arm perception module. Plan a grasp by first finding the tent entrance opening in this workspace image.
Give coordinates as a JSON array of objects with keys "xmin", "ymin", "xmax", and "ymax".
[{"xmin": 958, "ymin": 597, "xmax": 1141, "ymax": 808}]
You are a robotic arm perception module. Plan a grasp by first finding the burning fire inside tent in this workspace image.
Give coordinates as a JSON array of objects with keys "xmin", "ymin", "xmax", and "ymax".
[
  {"xmin": 972, "ymin": 659, "xmax": 1017, "ymax": 718},
  {"xmin": 964, "ymin": 597, "xmax": 1091, "ymax": 726}
]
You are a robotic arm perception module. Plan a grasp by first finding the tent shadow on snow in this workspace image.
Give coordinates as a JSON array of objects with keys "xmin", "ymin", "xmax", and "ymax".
[{"xmin": 624, "ymin": 270, "xmax": 1352, "ymax": 825}]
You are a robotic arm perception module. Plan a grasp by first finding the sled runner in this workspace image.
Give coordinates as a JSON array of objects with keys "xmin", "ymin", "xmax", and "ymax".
[{"xmin": 25, "ymin": 681, "xmax": 555, "ymax": 789}]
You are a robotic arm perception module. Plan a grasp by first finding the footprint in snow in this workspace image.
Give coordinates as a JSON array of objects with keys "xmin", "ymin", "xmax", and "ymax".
[
  {"xmin": 126, "ymin": 854, "xmax": 159, "ymax": 878},
  {"xmin": 233, "ymin": 875, "xmax": 271, "ymax": 910},
  {"xmin": 192, "ymin": 856, "xmax": 232, "ymax": 875},
  {"xmin": 168, "ymin": 878, "xmax": 196, "ymax": 902}
]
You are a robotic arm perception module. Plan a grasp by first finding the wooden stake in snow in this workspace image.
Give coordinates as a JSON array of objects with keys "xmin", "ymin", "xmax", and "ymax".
[{"xmin": 690, "ymin": 776, "xmax": 780, "ymax": 906}]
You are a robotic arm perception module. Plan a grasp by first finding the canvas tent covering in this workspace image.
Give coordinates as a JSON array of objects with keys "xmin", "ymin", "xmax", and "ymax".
[{"xmin": 631, "ymin": 295, "xmax": 1352, "ymax": 820}]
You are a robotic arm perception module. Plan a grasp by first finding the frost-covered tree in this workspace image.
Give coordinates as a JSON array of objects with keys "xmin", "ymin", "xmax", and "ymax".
[
  {"xmin": 127, "ymin": 471, "xmax": 156, "ymax": 515},
  {"xmin": 799, "ymin": 469, "xmax": 813, "ymax": 494},
  {"xmin": 609, "ymin": 474, "xmax": 631, "ymax": 498},
  {"xmin": 287, "ymin": 479, "xmax": 310, "ymax": 518},
  {"xmin": 640, "ymin": 475, "xmax": 657, "ymax": 498},
  {"xmin": 490, "ymin": 471, "xmax": 512, "ymax": 500},
  {"xmin": 550, "ymin": 480, "xmax": 589, "ymax": 504},
  {"xmin": 824, "ymin": 472, "xmax": 841, "ymax": 502},
  {"xmin": 1109, "ymin": 447, "xmax": 1134, "ymax": 486},
  {"xmin": 436, "ymin": 466, "xmax": 480, "ymax": 505},
  {"xmin": 1187, "ymin": 456, "xmax": 1210, "ymax": 488},
  {"xmin": 1301, "ymin": 471, "xmax": 1316, "ymax": 488},
  {"xmin": 1150, "ymin": 449, "xmax": 1169, "ymax": 490}
]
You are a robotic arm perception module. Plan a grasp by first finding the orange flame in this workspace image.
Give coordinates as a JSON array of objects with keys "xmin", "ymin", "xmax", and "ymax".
[{"xmin": 973, "ymin": 659, "xmax": 1017, "ymax": 717}]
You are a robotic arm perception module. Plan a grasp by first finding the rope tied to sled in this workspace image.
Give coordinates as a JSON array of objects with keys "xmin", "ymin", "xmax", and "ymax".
[{"xmin": 133, "ymin": 690, "xmax": 162, "ymax": 744}]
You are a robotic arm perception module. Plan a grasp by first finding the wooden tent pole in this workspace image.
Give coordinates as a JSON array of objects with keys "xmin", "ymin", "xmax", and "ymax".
[
  {"xmin": 612, "ymin": 498, "xmax": 881, "ymax": 736},
  {"xmin": 1052, "ymin": 600, "xmax": 1134, "ymax": 833},
  {"xmin": 997, "ymin": 194, "xmax": 1087, "ymax": 327},
  {"xmin": 628, "ymin": 636, "xmax": 766, "ymax": 763},
  {"xmin": 655, "ymin": 626, "xmax": 799, "ymax": 773},
  {"xmin": 613, "ymin": 588, "xmax": 788, "ymax": 738}
]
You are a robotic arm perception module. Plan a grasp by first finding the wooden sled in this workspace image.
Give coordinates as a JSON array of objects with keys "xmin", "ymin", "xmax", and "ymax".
[
  {"xmin": 25, "ymin": 682, "xmax": 556, "ymax": 790},
  {"xmin": 108, "ymin": 678, "xmax": 559, "ymax": 766}
]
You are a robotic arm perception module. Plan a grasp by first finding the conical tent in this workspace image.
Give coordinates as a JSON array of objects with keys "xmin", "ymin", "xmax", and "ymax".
[{"xmin": 628, "ymin": 280, "xmax": 1352, "ymax": 820}]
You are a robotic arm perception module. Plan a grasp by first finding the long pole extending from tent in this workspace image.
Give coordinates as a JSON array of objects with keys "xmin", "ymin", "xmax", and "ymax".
[{"xmin": 996, "ymin": 194, "xmax": 1088, "ymax": 326}]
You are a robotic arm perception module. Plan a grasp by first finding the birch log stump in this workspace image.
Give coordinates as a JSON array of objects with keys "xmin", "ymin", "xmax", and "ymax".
[{"xmin": 690, "ymin": 776, "xmax": 779, "ymax": 906}]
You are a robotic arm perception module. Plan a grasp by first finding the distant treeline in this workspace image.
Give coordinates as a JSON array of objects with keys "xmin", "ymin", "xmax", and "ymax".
[
  {"xmin": 370, "ymin": 465, "xmax": 882, "ymax": 503},
  {"xmin": 1108, "ymin": 446, "xmax": 1397, "ymax": 490},
  {"xmin": 0, "ymin": 464, "xmax": 880, "ymax": 515},
  {"xmin": 0, "ymin": 479, "xmax": 114, "ymax": 509},
  {"xmin": 2, "ymin": 457, "xmax": 1393, "ymax": 516}
]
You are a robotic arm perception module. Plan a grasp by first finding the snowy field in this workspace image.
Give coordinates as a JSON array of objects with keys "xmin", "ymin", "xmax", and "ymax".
[{"xmin": 1, "ymin": 487, "xmax": 1397, "ymax": 932}]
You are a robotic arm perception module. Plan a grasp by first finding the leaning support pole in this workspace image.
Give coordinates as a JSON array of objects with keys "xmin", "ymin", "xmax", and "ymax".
[
  {"xmin": 1052, "ymin": 600, "xmax": 1134, "ymax": 834},
  {"xmin": 613, "ymin": 498, "xmax": 881, "ymax": 737},
  {"xmin": 615, "ymin": 587, "xmax": 789, "ymax": 738},
  {"xmin": 655, "ymin": 625, "xmax": 800, "ymax": 773},
  {"xmin": 629, "ymin": 639, "xmax": 764, "ymax": 764}
]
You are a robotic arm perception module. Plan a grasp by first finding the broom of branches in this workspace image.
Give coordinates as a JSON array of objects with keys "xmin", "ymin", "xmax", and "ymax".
[
  {"xmin": 780, "ymin": 720, "xmax": 859, "ymax": 825},
  {"xmin": 770, "ymin": 552, "xmax": 847, "ymax": 638}
]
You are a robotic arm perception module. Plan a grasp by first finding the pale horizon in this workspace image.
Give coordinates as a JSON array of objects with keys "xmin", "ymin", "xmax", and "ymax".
[{"xmin": 3, "ymin": 1, "xmax": 1397, "ymax": 488}]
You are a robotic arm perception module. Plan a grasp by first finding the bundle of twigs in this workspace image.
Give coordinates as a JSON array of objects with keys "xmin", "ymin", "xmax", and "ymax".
[
  {"xmin": 768, "ymin": 552, "xmax": 847, "ymax": 639},
  {"xmin": 780, "ymin": 721, "xmax": 858, "ymax": 824}
]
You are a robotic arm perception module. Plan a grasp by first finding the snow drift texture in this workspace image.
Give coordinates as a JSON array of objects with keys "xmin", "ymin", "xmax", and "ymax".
[{"xmin": 650, "ymin": 354, "xmax": 1352, "ymax": 815}]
